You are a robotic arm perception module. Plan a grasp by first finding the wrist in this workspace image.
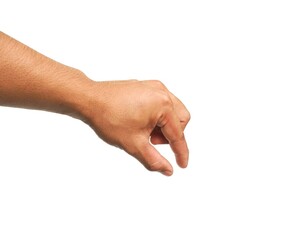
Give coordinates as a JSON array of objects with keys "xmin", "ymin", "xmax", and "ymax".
[{"xmin": 59, "ymin": 68, "xmax": 95, "ymax": 121}]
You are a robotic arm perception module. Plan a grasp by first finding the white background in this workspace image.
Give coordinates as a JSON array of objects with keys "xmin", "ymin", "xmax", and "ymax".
[{"xmin": 0, "ymin": 0, "xmax": 288, "ymax": 239}]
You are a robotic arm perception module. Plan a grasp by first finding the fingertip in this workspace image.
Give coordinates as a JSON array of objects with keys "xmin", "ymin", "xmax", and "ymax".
[
  {"xmin": 176, "ymin": 151, "xmax": 189, "ymax": 168},
  {"xmin": 136, "ymin": 140, "xmax": 173, "ymax": 175},
  {"xmin": 161, "ymin": 170, "xmax": 173, "ymax": 176},
  {"xmin": 179, "ymin": 160, "xmax": 188, "ymax": 168}
]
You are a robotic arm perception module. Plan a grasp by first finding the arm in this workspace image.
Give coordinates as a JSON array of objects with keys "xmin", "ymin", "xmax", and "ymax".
[{"xmin": 0, "ymin": 32, "xmax": 190, "ymax": 176}]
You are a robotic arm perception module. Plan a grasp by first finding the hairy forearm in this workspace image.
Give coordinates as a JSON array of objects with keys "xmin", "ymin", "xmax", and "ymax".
[{"xmin": 0, "ymin": 32, "xmax": 91, "ymax": 118}]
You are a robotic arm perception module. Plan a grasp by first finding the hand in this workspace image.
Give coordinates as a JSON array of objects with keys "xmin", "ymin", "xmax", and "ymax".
[
  {"xmin": 0, "ymin": 32, "xmax": 190, "ymax": 176},
  {"xmin": 81, "ymin": 80, "xmax": 190, "ymax": 176}
]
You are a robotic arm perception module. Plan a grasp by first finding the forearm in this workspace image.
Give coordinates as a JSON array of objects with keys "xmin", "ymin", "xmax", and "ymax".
[{"xmin": 0, "ymin": 32, "xmax": 90, "ymax": 118}]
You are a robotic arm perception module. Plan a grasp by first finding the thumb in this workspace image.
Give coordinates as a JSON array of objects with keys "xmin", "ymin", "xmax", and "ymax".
[{"xmin": 133, "ymin": 140, "xmax": 173, "ymax": 176}]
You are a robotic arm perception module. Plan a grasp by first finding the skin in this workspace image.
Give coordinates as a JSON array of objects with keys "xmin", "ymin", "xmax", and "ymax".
[{"xmin": 0, "ymin": 32, "xmax": 190, "ymax": 176}]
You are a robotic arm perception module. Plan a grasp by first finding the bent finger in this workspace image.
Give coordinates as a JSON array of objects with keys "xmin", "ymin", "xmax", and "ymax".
[
  {"xmin": 158, "ymin": 111, "xmax": 189, "ymax": 168},
  {"xmin": 150, "ymin": 127, "xmax": 169, "ymax": 145},
  {"xmin": 167, "ymin": 91, "xmax": 190, "ymax": 130},
  {"xmin": 142, "ymin": 80, "xmax": 190, "ymax": 130}
]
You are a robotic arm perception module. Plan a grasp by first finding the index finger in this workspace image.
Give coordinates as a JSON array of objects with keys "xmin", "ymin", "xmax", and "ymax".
[
  {"xmin": 168, "ymin": 91, "xmax": 191, "ymax": 130},
  {"xmin": 158, "ymin": 110, "xmax": 189, "ymax": 168}
]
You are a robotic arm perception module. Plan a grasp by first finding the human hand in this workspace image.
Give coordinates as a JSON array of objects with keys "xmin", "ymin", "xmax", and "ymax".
[
  {"xmin": 0, "ymin": 32, "xmax": 189, "ymax": 176},
  {"xmin": 81, "ymin": 80, "xmax": 190, "ymax": 176}
]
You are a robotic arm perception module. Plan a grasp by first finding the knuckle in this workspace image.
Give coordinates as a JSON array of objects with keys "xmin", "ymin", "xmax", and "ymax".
[
  {"xmin": 158, "ymin": 92, "xmax": 173, "ymax": 108},
  {"xmin": 183, "ymin": 111, "xmax": 191, "ymax": 123},
  {"xmin": 150, "ymin": 80, "xmax": 166, "ymax": 89}
]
